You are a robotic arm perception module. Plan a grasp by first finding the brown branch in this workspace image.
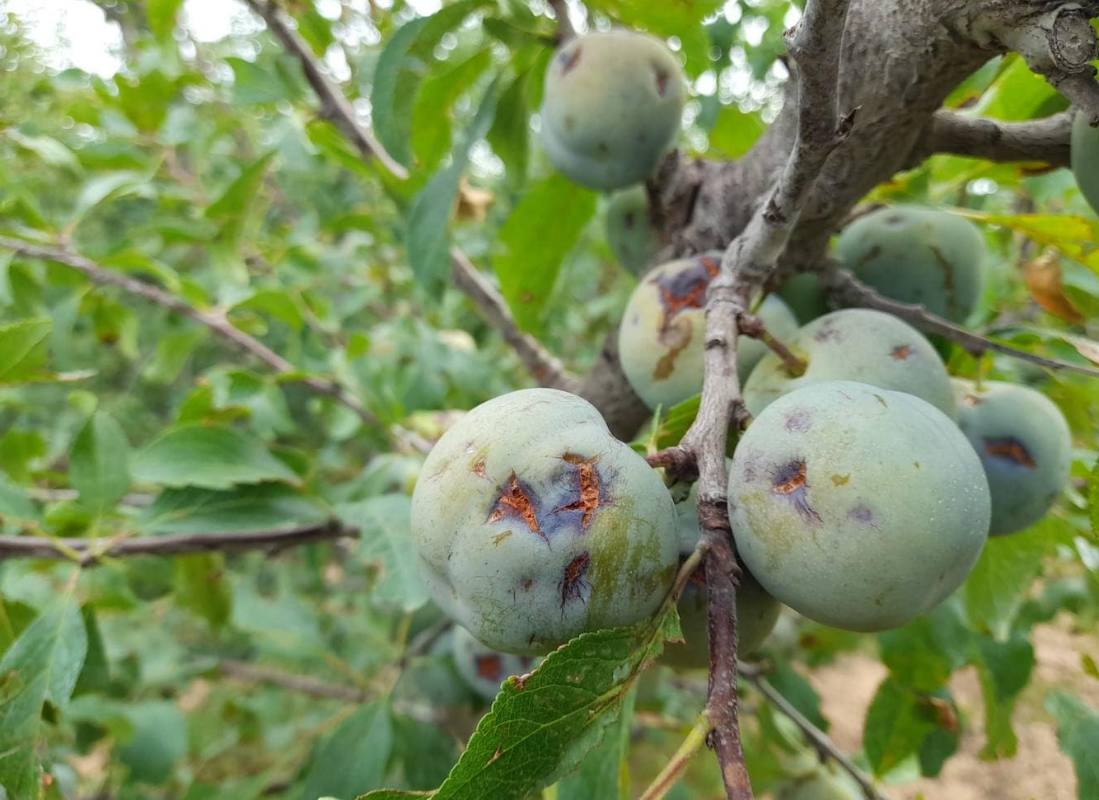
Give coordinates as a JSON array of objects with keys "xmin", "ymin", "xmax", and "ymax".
[
  {"xmin": 828, "ymin": 269, "xmax": 1099, "ymax": 378},
  {"xmin": 920, "ymin": 110, "xmax": 1072, "ymax": 167},
  {"xmin": 0, "ymin": 236, "xmax": 431, "ymax": 452},
  {"xmin": 739, "ymin": 665, "xmax": 891, "ymax": 800},
  {"xmin": 0, "ymin": 520, "xmax": 355, "ymax": 566},
  {"xmin": 241, "ymin": 0, "xmax": 408, "ymax": 179},
  {"xmin": 739, "ymin": 314, "xmax": 807, "ymax": 376},
  {"xmin": 669, "ymin": 3, "xmax": 853, "ymax": 797},
  {"xmin": 220, "ymin": 659, "xmax": 369, "ymax": 703},
  {"xmin": 244, "ymin": 0, "xmax": 577, "ymax": 392}
]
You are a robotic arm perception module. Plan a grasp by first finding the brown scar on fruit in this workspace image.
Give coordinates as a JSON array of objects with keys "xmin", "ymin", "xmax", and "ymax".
[
  {"xmin": 559, "ymin": 46, "xmax": 582, "ymax": 75},
  {"xmin": 488, "ymin": 474, "xmax": 544, "ymax": 540},
  {"xmin": 831, "ymin": 474, "xmax": 850, "ymax": 486},
  {"xmin": 472, "ymin": 457, "xmax": 487, "ymax": 478},
  {"xmin": 559, "ymin": 552, "xmax": 591, "ymax": 609},
  {"xmin": 891, "ymin": 344, "xmax": 913, "ymax": 360},
  {"xmin": 984, "ymin": 437, "xmax": 1037, "ymax": 468},
  {"xmin": 813, "ymin": 322, "xmax": 840, "ymax": 343},
  {"xmin": 652, "ymin": 64, "xmax": 670, "ymax": 96},
  {"xmin": 492, "ymin": 531, "xmax": 513, "ymax": 547},
  {"xmin": 873, "ymin": 394, "xmax": 888, "ymax": 407},
  {"xmin": 772, "ymin": 460, "xmax": 822, "ymax": 524},
  {"xmin": 554, "ymin": 454, "xmax": 604, "ymax": 530},
  {"xmin": 474, "ymin": 654, "xmax": 503, "ymax": 682},
  {"xmin": 962, "ymin": 393, "xmax": 982, "ymax": 407}
]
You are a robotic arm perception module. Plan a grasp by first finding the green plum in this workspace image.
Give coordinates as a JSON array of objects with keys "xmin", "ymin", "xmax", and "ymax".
[
  {"xmin": 606, "ymin": 186, "xmax": 660, "ymax": 274},
  {"xmin": 954, "ymin": 379, "xmax": 1072, "ymax": 536},
  {"xmin": 742, "ymin": 309, "xmax": 956, "ymax": 418},
  {"xmin": 663, "ymin": 479, "xmax": 781, "ymax": 669},
  {"xmin": 541, "ymin": 31, "xmax": 685, "ymax": 191},
  {"xmin": 777, "ymin": 272, "xmax": 830, "ymax": 323},
  {"xmin": 1072, "ymin": 111, "xmax": 1099, "ymax": 215},
  {"xmin": 836, "ymin": 206, "xmax": 985, "ymax": 322},
  {"xmin": 618, "ymin": 252, "xmax": 799, "ymax": 409},
  {"xmin": 411, "ymin": 389, "xmax": 679, "ymax": 654},
  {"xmin": 729, "ymin": 381, "xmax": 990, "ymax": 632},
  {"xmin": 450, "ymin": 625, "xmax": 536, "ymax": 701}
]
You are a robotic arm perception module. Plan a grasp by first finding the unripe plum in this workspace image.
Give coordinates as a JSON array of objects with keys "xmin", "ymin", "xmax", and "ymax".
[
  {"xmin": 954, "ymin": 379, "xmax": 1072, "ymax": 536},
  {"xmin": 742, "ymin": 309, "xmax": 956, "ymax": 418},
  {"xmin": 777, "ymin": 272, "xmax": 829, "ymax": 324},
  {"xmin": 618, "ymin": 252, "xmax": 799, "ymax": 409},
  {"xmin": 663, "ymin": 481, "xmax": 781, "ymax": 669},
  {"xmin": 605, "ymin": 186, "xmax": 660, "ymax": 274},
  {"xmin": 540, "ymin": 31, "xmax": 685, "ymax": 191},
  {"xmin": 1072, "ymin": 112, "xmax": 1099, "ymax": 215},
  {"xmin": 835, "ymin": 206, "xmax": 985, "ymax": 322},
  {"xmin": 450, "ymin": 625, "xmax": 536, "ymax": 701},
  {"xmin": 411, "ymin": 388, "xmax": 680, "ymax": 655},
  {"xmin": 729, "ymin": 381, "xmax": 990, "ymax": 632}
]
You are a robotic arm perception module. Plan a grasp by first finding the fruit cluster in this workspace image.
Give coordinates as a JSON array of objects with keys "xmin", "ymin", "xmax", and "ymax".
[{"xmin": 406, "ymin": 29, "xmax": 1076, "ymax": 689}]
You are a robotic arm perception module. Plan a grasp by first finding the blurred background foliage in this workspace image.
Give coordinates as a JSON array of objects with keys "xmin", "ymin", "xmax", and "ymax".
[{"xmin": 0, "ymin": 1, "xmax": 1096, "ymax": 798}]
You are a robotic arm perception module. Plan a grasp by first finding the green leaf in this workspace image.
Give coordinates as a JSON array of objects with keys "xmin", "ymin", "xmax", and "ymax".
[
  {"xmin": 146, "ymin": 0, "xmax": 185, "ymax": 40},
  {"xmin": 0, "ymin": 475, "xmax": 38, "ymax": 523},
  {"xmin": 556, "ymin": 687, "xmax": 635, "ymax": 800},
  {"xmin": 494, "ymin": 173, "xmax": 598, "ymax": 333},
  {"xmin": 766, "ymin": 662, "xmax": 829, "ymax": 732},
  {"xmin": 863, "ymin": 678, "xmax": 935, "ymax": 776},
  {"xmin": 69, "ymin": 410, "xmax": 131, "ymax": 514},
  {"xmin": 585, "ymin": 0, "xmax": 721, "ymax": 77},
  {"xmin": 486, "ymin": 68, "xmax": 534, "ymax": 184},
  {"xmin": 707, "ymin": 106, "xmax": 766, "ymax": 159},
  {"xmin": 411, "ymin": 50, "xmax": 494, "ymax": 172},
  {"xmin": 0, "ymin": 597, "xmax": 88, "ymax": 797},
  {"xmin": 973, "ymin": 633, "xmax": 1034, "ymax": 759},
  {"xmin": 227, "ymin": 57, "xmax": 302, "ymax": 106},
  {"xmin": 338, "ymin": 495, "xmax": 428, "ymax": 612},
  {"xmin": 205, "ymin": 152, "xmax": 277, "ymax": 243},
  {"xmin": 302, "ymin": 702, "xmax": 393, "ymax": 800},
  {"xmin": 406, "ymin": 81, "xmax": 499, "ymax": 289},
  {"xmin": 0, "ymin": 317, "xmax": 51, "ymax": 384},
  {"xmin": 144, "ymin": 328, "xmax": 208, "ymax": 385},
  {"xmin": 1046, "ymin": 691, "xmax": 1099, "ymax": 800},
  {"xmin": 71, "ymin": 171, "xmax": 147, "ymax": 223},
  {"xmin": 139, "ymin": 484, "xmax": 327, "ymax": 535},
  {"xmin": 73, "ymin": 606, "xmax": 109, "ymax": 696},
  {"xmin": 963, "ymin": 519, "xmax": 1056, "ymax": 638},
  {"xmin": 371, "ymin": 0, "xmax": 488, "ymax": 168},
  {"xmin": 131, "ymin": 425, "xmax": 299, "ymax": 490},
  {"xmin": 974, "ymin": 55, "xmax": 1065, "ymax": 121},
  {"xmin": 173, "ymin": 554, "xmax": 232, "ymax": 628},
  {"xmin": 5, "ymin": 129, "xmax": 80, "ymax": 171},
  {"xmin": 117, "ymin": 700, "xmax": 188, "ymax": 784},
  {"xmin": 960, "ymin": 210, "xmax": 1099, "ymax": 279},
  {"xmin": 361, "ymin": 613, "xmax": 675, "ymax": 800},
  {"xmin": 878, "ymin": 603, "xmax": 969, "ymax": 693}
]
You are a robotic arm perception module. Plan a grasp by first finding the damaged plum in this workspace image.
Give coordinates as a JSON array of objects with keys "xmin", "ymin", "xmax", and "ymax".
[
  {"xmin": 410, "ymin": 388, "xmax": 679, "ymax": 655},
  {"xmin": 540, "ymin": 31, "xmax": 685, "ymax": 191},
  {"xmin": 618, "ymin": 253, "xmax": 799, "ymax": 409},
  {"xmin": 836, "ymin": 206, "xmax": 985, "ymax": 323},
  {"xmin": 729, "ymin": 380, "xmax": 990, "ymax": 632},
  {"xmin": 954, "ymin": 379, "xmax": 1072, "ymax": 536},
  {"xmin": 450, "ymin": 624, "xmax": 537, "ymax": 701}
]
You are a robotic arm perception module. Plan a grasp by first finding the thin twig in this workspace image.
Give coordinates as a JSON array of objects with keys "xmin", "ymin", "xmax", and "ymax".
[
  {"xmin": 220, "ymin": 659, "xmax": 370, "ymax": 703},
  {"xmin": 828, "ymin": 269, "xmax": 1099, "ymax": 378},
  {"xmin": 244, "ymin": 0, "xmax": 577, "ymax": 391},
  {"xmin": 740, "ymin": 667, "xmax": 892, "ymax": 800},
  {"xmin": 0, "ymin": 520, "xmax": 355, "ymax": 566},
  {"xmin": 0, "ymin": 236, "xmax": 435, "ymax": 451},
  {"xmin": 638, "ymin": 713, "xmax": 712, "ymax": 800},
  {"xmin": 241, "ymin": 0, "xmax": 408, "ymax": 179},
  {"xmin": 739, "ymin": 314, "xmax": 807, "ymax": 376},
  {"xmin": 919, "ymin": 110, "xmax": 1072, "ymax": 167}
]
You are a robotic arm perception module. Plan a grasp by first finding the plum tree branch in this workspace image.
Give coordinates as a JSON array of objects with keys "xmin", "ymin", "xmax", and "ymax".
[
  {"xmin": 658, "ymin": 3, "xmax": 854, "ymax": 798},
  {"xmin": 0, "ymin": 520, "xmax": 355, "ymax": 566},
  {"xmin": 243, "ymin": 0, "xmax": 579, "ymax": 393},
  {"xmin": 828, "ymin": 268, "xmax": 1099, "ymax": 378},
  {"xmin": 738, "ymin": 664, "xmax": 891, "ymax": 800},
  {"xmin": 919, "ymin": 109, "xmax": 1073, "ymax": 167},
  {"xmin": 0, "ymin": 235, "xmax": 431, "ymax": 452}
]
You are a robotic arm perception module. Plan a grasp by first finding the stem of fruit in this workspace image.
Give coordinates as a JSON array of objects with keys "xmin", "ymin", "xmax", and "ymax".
[{"xmin": 739, "ymin": 313, "xmax": 808, "ymax": 377}]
